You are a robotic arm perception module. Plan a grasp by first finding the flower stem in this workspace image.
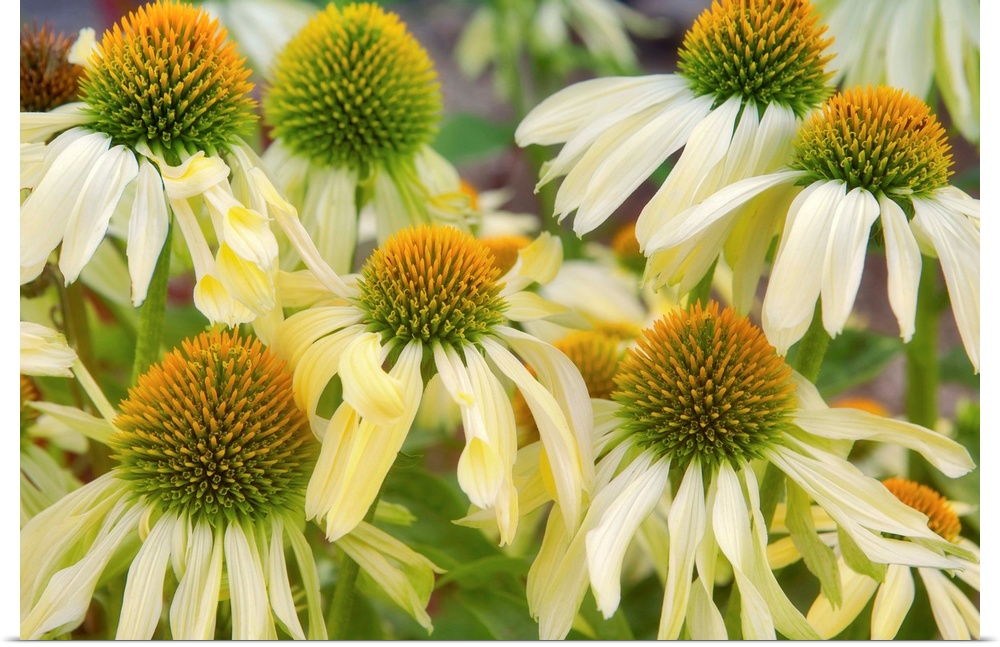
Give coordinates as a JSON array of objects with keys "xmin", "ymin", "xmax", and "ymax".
[
  {"xmin": 791, "ymin": 303, "xmax": 831, "ymax": 383},
  {"xmin": 905, "ymin": 259, "xmax": 942, "ymax": 430},
  {"xmin": 131, "ymin": 223, "xmax": 173, "ymax": 382},
  {"xmin": 329, "ymin": 492, "xmax": 381, "ymax": 639}
]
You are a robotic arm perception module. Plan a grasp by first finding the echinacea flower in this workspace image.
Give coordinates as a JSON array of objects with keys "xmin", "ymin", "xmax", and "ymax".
[
  {"xmin": 647, "ymin": 85, "xmax": 980, "ymax": 369},
  {"xmin": 814, "ymin": 0, "xmax": 980, "ymax": 143},
  {"xmin": 20, "ymin": 0, "xmax": 288, "ymax": 325},
  {"xmin": 263, "ymin": 3, "xmax": 472, "ymax": 274},
  {"xmin": 516, "ymin": 0, "xmax": 833, "ymax": 304},
  {"xmin": 20, "ymin": 329, "xmax": 440, "ymax": 639},
  {"xmin": 527, "ymin": 302, "xmax": 974, "ymax": 639},
  {"xmin": 271, "ymin": 224, "xmax": 592, "ymax": 545},
  {"xmin": 20, "ymin": 23, "xmax": 84, "ymax": 113},
  {"xmin": 806, "ymin": 478, "xmax": 980, "ymax": 639}
]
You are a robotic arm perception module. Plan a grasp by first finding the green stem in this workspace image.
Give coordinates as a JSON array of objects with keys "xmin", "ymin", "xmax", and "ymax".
[
  {"xmin": 63, "ymin": 280, "xmax": 95, "ymax": 375},
  {"xmin": 905, "ymin": 259, "xmax": 942, "ymax": 430},
  {"xmin": 791, "ymin": 304, "xmax": 831, "ymax": 383},
  {"xmin": 329, "ymin": 492, "xmax": 381, "ymax": 639},
  {"xmin": 686, "ymin": 259, "xmax": 718, "ymax": 308},
  {"xmin": 131, "ymin": 223, "xmax": 173, "ymax": 382}
]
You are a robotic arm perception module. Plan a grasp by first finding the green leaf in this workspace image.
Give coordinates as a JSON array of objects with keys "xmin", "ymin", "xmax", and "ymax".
[
  {"xmin": 786, "ymin": 482, "xmax": 841, "ymax": 606},
  {"xmin": 813, "ymin": 328, "xmax": 905, "ymax": 399},
  {"xmin": 431, "ymin": 586, "xmax": 539, "ymax": 640},
  {"xmin": 939, "ymin": 343, "xmax": 979, "ymax": 388},
  {"xmin": 837, "ymin": 527, "xmax": 885, "ymax": 583},
  {"xmin": 432, "ymin": 113, "xmax": 515, "ymax": 164}
]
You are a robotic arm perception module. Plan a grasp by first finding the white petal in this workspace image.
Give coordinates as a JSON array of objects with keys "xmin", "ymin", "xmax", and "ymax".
[
  {"xmin": 878, "ymin": 194, "xmax": 922, "ymax": 341},
  {"xmin": 911, "ymin": 196, "xmax": 980, "ymax": 371},
  {"xmin": 225, "ymin": 523, "xmax": 271, "ymax": 640},
  {"xmin": 585, "ymin": 452, "xmax": 670, "ymax": 616},
  {"xmin": 763, "ymin": 181, "xmax": 845, "ymax": 354},
  {"xmin": 301, "ymin": 165, "xmax": 358, "ymax": 274},
  {"xmin": 170, "ymin": 521, "xmax": 223, "ymax": 640},
  {"xmin": 20, "ymin": 104, "xmax": 92, "ymax": 143},
  {"xmin": 340, "ymin": 333, "xmax": 405, "ymax": 424},
  {"xmin": 658, "ymin": 461, "xmax": 705, "ymax": 639},
  {"xmin": 20, "ymin": 322, "xmax": 77, "ymax": 377},
  {"xmin": 871, "ymin": 564, "xmax": 914, "ymax": 639},
  {"xmin": 117, "ymin": 514, "xmax": 176, "ymax": 639},
  {"xmin": 807, "ymin": 556, "xmax": 880, "ymax": 639},
  {"xmin": 156, "ymin": 151, "xmax": 230, "ymax": 200},
  {"xmin": 885, "ymin": 2, "xmax": 934, "ymax": 96},
  {"xmin": 125, "ymin": 159, "xmax": 169, "ymax": 305},
  {"xmin": 20, "ymin": 130, "xmax": 111, "ymax": 271},
  {"xmin": 820, "ymin": 187, "xmax": 880, "ymax": 336},
  {"xmin": 266, "ymin": 517, "xmax": 305, "ymax": 640},
  {"xmin": 284, "ymin": 520, "xmax": 328, "ymax": 639},
  {"xmin": 919, "ymin": 568, "xmax": 974, "ymax": 639}
]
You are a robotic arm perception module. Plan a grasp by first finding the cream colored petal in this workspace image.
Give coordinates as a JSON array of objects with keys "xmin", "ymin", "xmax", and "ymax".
[
  {"xmin": 878, "ymin": 194, "xmax": 922, "ymax": 341},
  {"xmin": 793, "ymin": 406, "xmax": 974, "ymax": 478},
  {"xmin": 156, "ymin": 151, "xmax": 230, "ymax": 200},
  {"xmin": 586, "ymin": 452, "xmax": 670, "ymax": 617},
  {"xmin": 807, "ymin": 556, "xmax": 880, "ymax": 639},
  {"xmin": 820, "ymin": 187, "xmax": 880, "ymax": 336},
  {"xmin": 502, "ymin": 291, "xmax": 572, "ymax": 322},
  {"xmin": 337, "ymin": 521, "xmax": 443, "ymax": 632},
  {"xmin": 225, "ymin": 523, "xmax": 271, "ymax": 640},
  {"xmin": 911, "ymin": 196, "xmax": 980, "ymax": 371},
  {"xmin": 289, "ymin": 324, "xmax": 365, "ymax": 428},
  {"xmin": 125, "ymin": 159, "xmax": 169, "ymax": 305},
  {"xmin": 20, "ymin": 130, "xmax": 111, "ymax": 272},
  {"xmin": 526, "ymin": 507, "xmax": 590, "ymax": 639},
  {"xmin": 20, "ymin": 103, "xmax": 93, "ymax": 143},
  {"xmin": 116, "ymin": 513, "xmax": 176, "ymax": 639},
  {"xmin": 871, "ymin": 564, "xmax": 914, "ymax": 639},
  {"xmin": 563, "ymin": 95, "xmax": 715, "ymax": 235},
  {"xmin": 306, "ymin": 403, "xmax": 361, "ymax": 522},
  {"xmin": 267, "ymin": 517, "xmax": 305, "ymax": 640},
  {"xmin": 658, "ymin": 460, "xmax": 705, "ymax": 639},
  {"xmin": 919, "ymin": 568, "xmax": 974, "ymax": 639},
  {"xmin": 22, "ymin": 500, "xmax": 143, "ymax": 640},
  {"xmin": 215, "ymin": 243, "xmax": 275, "ymax": 315},
  {"xmin": 284, "ymin": 520, "xmax": 328, "ymax": 639},
  {"xmin": 170, "ymin": 521, "xmax": 223, "ymax": 639},
  {"xmin": 301, "ymin": 165, "xmax": 358, "ymax": 274},
  {"xmin": 515, "ymin": 75, "xmax": 686, "ymax": 146},
  {"xmin": 763, "ymin": 180, "xmax": 845, "ymax": 354},
  {"xmin": 193, "ymin": 273, "xmax": 258, "ymax": 326},
  {"xmin": 499, "ymin": 232, "xmax": 563, "ymax": 294},
  {"xmin": 20, "ymin": 322, "xmax": 77, "ymax": 377},
  {"xmin": 372, "ymin": 165, "xmax": 425, "ymax": 240},
  {"xmin": 340, "ymin": 332, "xmax": 405, "ymax": 425},
  {"xmin": 885, "ymin": 1, "xmax": 935, "ymax": 96},
  {"xmin": 219, "ymin": 202, "xmax": 279, "ymax": 270},
  {"xmin": 273, "ymin": 307, "xmax": 364, "ymax": 368},
  {"xmin": 686, "ymin": 575, "xmax": 727, "ymax": 639}
]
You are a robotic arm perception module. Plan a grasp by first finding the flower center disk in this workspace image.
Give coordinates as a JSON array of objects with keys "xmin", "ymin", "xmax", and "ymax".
[
  {"xmin": 20, "ymin": 23, "xmax": 84, "ymax": 112},
  {"xmin": 613, "ymin": 303, "xmax": 795, "ymax": 469},
  {"xmin": 79, "ymin": 0, "xmax": 255, "ymax": 155},
  {"xmin": 882, "ymin": 477, "xmax": 961, "ymax": 542},
  {"xmin": 792, "ymin": 85, "xmax": 953, "ymax": 197},
  {"xmin": 111, "ymin": 329, "xmax": 316, "ymax": 525},
  {"xmin": 678, "ymin": 0, "xmax": 833, "ymax": 117},
  {"xmin": 357, "ymin": 225, "xmax": 507, "ymax": 348},
  {"xmin": 264, "ymin": 2, "xmax": 442, "ymax": 171}
]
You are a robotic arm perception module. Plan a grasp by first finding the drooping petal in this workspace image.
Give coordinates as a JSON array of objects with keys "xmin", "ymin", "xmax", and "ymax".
[
  {"xmin": 658, "ymin": 460, "xmax": 705, "ymax": 639},
  {"xmin": 339, "ymin": 333, "xmax": 405, "ymax": 425},
  {"xmin": 807, "ymin": 556, "xmax": 880, "ymax": 639},
  {"xmin": 284, "ymin": 519, "xmax": 328, "ymax": 639},
  {"xmin": 116, "ymin": 513, "xmax": 177, "ymax": 639},
  {"xmin": 126, "ymin": 158, "xmax": 169, "ymax": 305},
  {"xmin": 878, "ymin": 194, "xmax": 922, "ymax": 341},
  {"xmin": 301, "ymin": 165, "xmax": 358, "ymax": 274},
  {"xmin": 225, "ymin": 523, "xmax": 272, "ymax": 640},
  {"xmin": 819, "ymin": 187, "xmax": 880, "ymax": 336},
  {"xmin": 170, "ymin": 521, "xmax": 223, "ymax": 640},
  {"xmin": 871, "ymin": 564, "xmax": 915, "ymax": 639},
  {"xmin": 267, "ymin": 517, "xmax": 305, "ymax": 640},
  {"xmin": 20, "ymin": 322, "xmax": 77, "ymax": 377},
  {"xmin": 919, "ymin": 567, "xmax": 977, "ymax": 639},
  {"xmin": 763, "ymin": 180, "xmax": 846, "ymax": 354}
]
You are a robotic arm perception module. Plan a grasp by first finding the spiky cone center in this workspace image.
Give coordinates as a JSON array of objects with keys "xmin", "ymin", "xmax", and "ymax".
[
  {"xmin": 678, "ymin": 0, "xmax": 833, "ymax": 117},
  {"xmin": 264, "ymin": 2, "xmax": 441, "ymax": 171},
  {"xmin": 792, "ymin": 85, "xmax": 953, "ymax": 198},
  {"xmin": 883, "ymin": 477, "xmax": 961, "ymax": 542},
  {"xmin": 111, "ymin": 329, "xmax": 316, "ymax": 526},
  {"xmin": 613, "ymin": 302, "xmax": 795, "ymax": 470},
  {"xmin": 481, "ymin": 235, "xmax": 531, "ymax": 276},
  {"xmin": 20, "ymin": 23, "xmax": 84, "ymax": 112},
  {"xmin": 514, "ymin": 330, "xmax": 627, "ymax": 445},
  {"xmin": 20, "ymin": 375, "xmax": 42, "ymax": 434},
  {"xmin": 79, "ymin": 0, "xmax": 256, "ymax": 157},
  {"xmin": 357, "ymin": 225, "xmax": 507, "ymax": 349}
]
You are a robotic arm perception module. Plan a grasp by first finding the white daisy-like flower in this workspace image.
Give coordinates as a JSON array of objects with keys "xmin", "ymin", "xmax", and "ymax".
[
  {"xmin": 20, "ymin": 329, "xmax": 440, "ymax": 639},
  {"xmin": 271, "ymin": 224, "xmax": 593, "ymax": 546},
  {"xmin": 526, "ymin": 302, "xmax": 974, "ymax": 639},
  {"xmin": 805, "ymin": 478, "xmax": 979, "ymax": 639},
  {"xmin": 263, "ymin": 3, "xmax": 473, "ymax": 275},
  {"xmin": 814, "ymin": 0, "xmax": 980, "ymax": 143},
  {"xmin": 515, "ymin": 0, "xmax": 834, "ymax": 307},
  {"xmin": 20, "ymin": 0, "xmax": 288, "ymax": 326},
  {"xmin": 646, "ymin": 85, "xmax": 980, "ymax": 370}
]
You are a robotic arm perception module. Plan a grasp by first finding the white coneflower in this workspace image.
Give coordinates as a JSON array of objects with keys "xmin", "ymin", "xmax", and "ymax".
[
  {"xmin": 516, "ymin": 0, "xmax": 834, "ymax": 310},
  {"xmin": 526, "ymin": 302, "xmax": 974, "ymax": 639},
  {"xmin": 647, "ymin": 86, "xmax": 979, "ymax": 370},
  {"xmin": 20, "ymin": 1, "xmax": 290, "ymax": 325},
  {"xmin": 806, "ymin": 478, "xmax": 979, "ymax": 639},
  {"xmin": 814, "ymin": 0, "xmax": 980, "ymax": 143},
  {"xmin": 271, "ymin": 224, "xmax": 592, "ymax": 546},
  {"xmin": 20, "ymin": 329, "xmax": 440, "ymax": 639},
  {"xmin": 262, "ymin": 3, "xmax": 473, "ymax": 274}
]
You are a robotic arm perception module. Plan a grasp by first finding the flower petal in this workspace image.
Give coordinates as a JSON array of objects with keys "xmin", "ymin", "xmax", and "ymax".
[
  {"xmin": 871, "ymin": 564, "xmax": 914, "ymax": 639},
  {"xmin": 20, "ymin": 322, "xmax": 77, "ymax": 377},
  {"xmin": 225, "ymin": 523, "xmax": 272, "ymax": 640},
  {"xmin": 807, "ymin": 556, "xmax": 880, "ymax": 639},
  {"xmin": 658, "ymin": 460, "xmax": 705, "ymax": 639},
  {"xmin": 170, "ymin": 520, "xmax": 223, "ymax": 639},
  {"xmin": 126, "ymin": 158, "xmax": 169, "ymax": 305},
  {"xmin": 116, "ymin": 513, "xmax": 176, "ymax": 639},
  {"xmin": 340, "ymin": 333, "xmax": 405, "ymax": 425},
  {"xmin": 879, "ymin": 194, "xmax": 922, "ymax": 341},
  {"xmin": 819, "ymin": 187, "xmax": 880, "ymax": 336}
]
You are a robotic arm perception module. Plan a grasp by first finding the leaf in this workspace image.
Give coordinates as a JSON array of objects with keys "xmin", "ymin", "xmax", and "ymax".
[
  {"xmin": 432, "ymin": 113, "xmax": 515, "ymax": 164},
  {"xmin": 811, "ymin": 328, "xmax": 905, "ymax": 399}
]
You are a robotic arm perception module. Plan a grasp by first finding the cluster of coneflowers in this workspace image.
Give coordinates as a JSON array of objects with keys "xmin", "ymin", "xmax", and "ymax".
[{"xmin": 19, "ymin": 0, "xmax": 979, "ymax": 640}]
